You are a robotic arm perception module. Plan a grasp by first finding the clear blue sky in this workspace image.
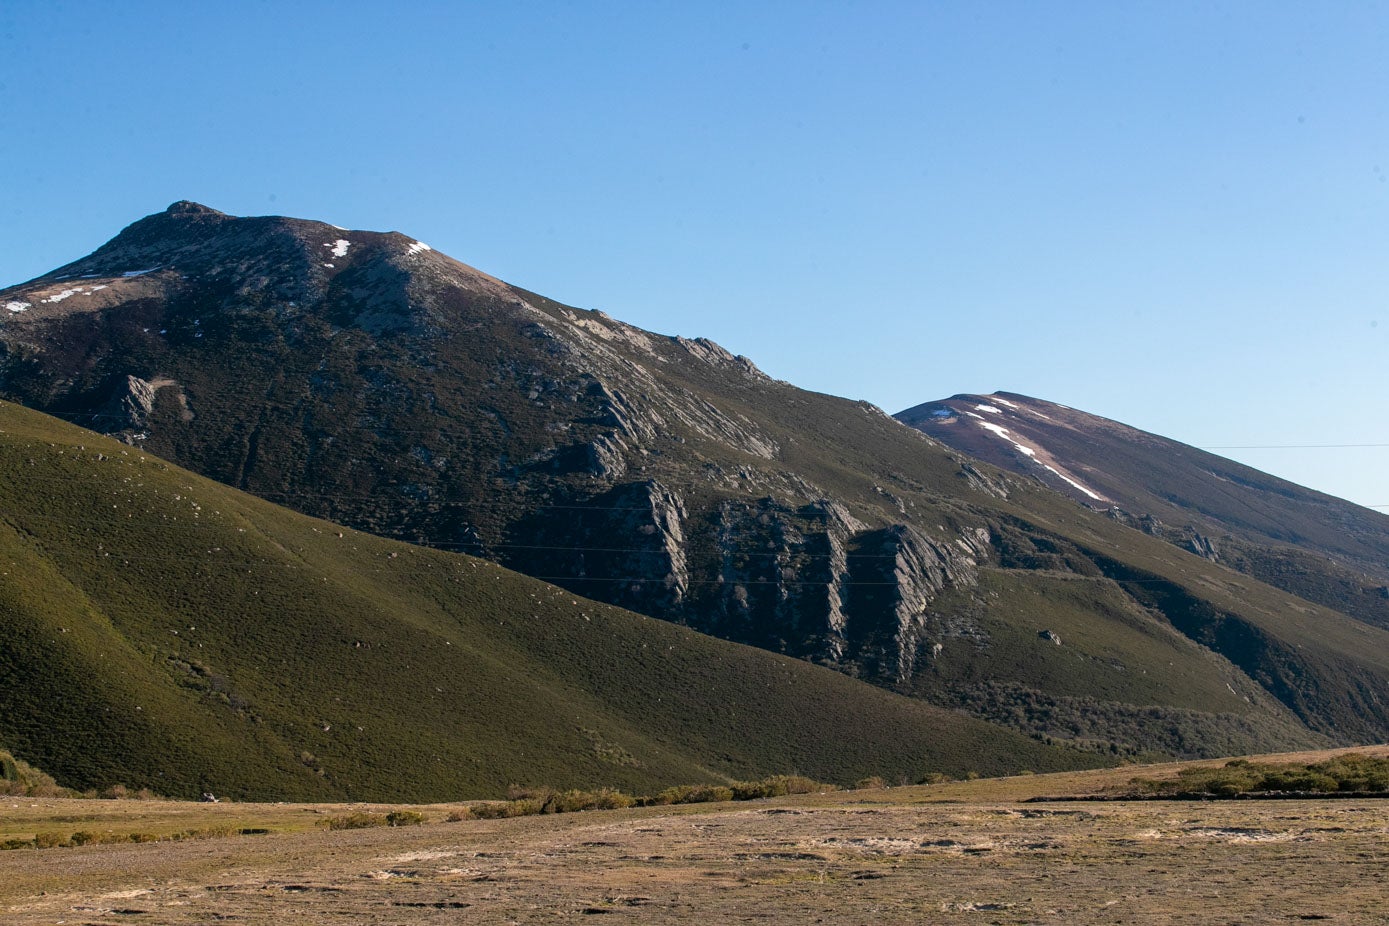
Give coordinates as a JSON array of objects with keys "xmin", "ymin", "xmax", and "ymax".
[{"xmin": 3, "ymin": 2, "xmax": 1387, "ymax": 508}]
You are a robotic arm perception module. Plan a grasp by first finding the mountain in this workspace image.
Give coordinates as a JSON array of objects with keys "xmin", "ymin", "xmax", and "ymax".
[
  {"xmin": 896, "ymin": 393, "xmax": 1389, "ymax": 631},
  {"xmin": 2, "ymin": 203, "xmax": 1387, "ymax": 761},
  {"xmin": 0, "ymin": 398, "xmax": 1094, "ymax": 800}
]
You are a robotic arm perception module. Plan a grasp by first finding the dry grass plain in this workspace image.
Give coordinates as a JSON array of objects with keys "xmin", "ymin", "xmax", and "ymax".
[{"xmin": 3, "ymin": 746, "xmax": 1387, "ymax": 925}]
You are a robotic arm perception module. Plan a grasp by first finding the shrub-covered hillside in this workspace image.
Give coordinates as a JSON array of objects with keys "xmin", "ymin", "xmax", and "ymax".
[{"xmin": 0, "ymin": 401, "xmax": 1095, "ymax": 801}]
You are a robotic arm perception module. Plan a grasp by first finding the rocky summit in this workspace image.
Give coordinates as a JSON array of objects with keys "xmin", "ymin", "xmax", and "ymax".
[{"xmin": 3, "ymin": 203, "xmax": 1389, "ymax": 761}]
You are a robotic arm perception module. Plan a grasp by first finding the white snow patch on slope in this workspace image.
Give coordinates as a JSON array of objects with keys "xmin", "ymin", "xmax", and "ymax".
[
  {"xmin": 40, "ymin": 288, "xmax": 83, "ymax": 304},
  {"xmin": 991, "ymin": 396, "xmax": 1019, "ymax": 409},
  {"xmin": 965, "ymin": 399, "xmax": 1107, "ymax": 501},
  {"xmin": 1043, "ymin": 464, "xmax": 1104, "ymax": 501},
  {"xmin": 326, "ymin": 239, "xmax": 351, "ymax": 258},
  {"xmin": 976, "ymin": 420, "xmax": 1009, "ymax": 438},
  {"xmin": 975, "ymin": 420, "xmax": 1037, "ymax": 457},
  {"xmin": 407, "ymin": 240, "xmax": 432, "ymax": 255},
  {"xmin": 975, "ymin": 404, "xmax": 1002, "ymax": 414},
  {"xmin": 122, "ymin": 268, "xmax": 159, "ymax": 277},
  {"xmin": 6, "ymin": 301, "xmax": 31, "ymax": 313}
]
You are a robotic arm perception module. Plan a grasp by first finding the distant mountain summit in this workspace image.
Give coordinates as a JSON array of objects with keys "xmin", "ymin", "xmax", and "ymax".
[
  {"xmin": 4, "ymin": 204, "xmax": 1389, "ymax": 760},
  {"xmin": 898, "ymin": 392, "xmax": 1389, "ymax": 630}
]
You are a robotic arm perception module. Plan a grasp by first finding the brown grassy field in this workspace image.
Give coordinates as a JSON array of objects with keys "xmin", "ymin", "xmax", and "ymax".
[{"xmin": 3, "ymin": 745, "xmax": 1387, "ymax": 924}]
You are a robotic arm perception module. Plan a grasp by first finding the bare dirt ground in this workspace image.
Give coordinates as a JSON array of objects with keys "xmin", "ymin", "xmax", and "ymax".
[{"xmin": 3, "ymin": 746, "xmax": 1387, "ymax": 925}]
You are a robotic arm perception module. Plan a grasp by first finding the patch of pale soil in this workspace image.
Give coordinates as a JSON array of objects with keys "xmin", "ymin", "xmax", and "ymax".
[
  {"xmin": 382, "ymin": 849, "xmax": 464, "ymax": 863},
  {"xmin": 1181, "ymin": 826, "xmax": 1295, "ymax": 842}
]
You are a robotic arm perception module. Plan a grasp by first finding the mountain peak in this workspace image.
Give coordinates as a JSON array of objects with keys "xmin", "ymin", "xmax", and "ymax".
[{"xmin": 164, "ymin": 200, "xmax": 225, "ymax": 217}]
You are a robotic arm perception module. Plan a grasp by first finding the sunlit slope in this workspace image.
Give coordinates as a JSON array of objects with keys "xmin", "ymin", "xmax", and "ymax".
[{"xmin": 0, "ymin": 401, "xmax": 1094, "ymax": 800}]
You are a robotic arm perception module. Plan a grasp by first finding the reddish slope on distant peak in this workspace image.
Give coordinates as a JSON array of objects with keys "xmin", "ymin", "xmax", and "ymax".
[{"xmin": 898, "ymin": 392, "xmax": 1389, "ymax": 630}]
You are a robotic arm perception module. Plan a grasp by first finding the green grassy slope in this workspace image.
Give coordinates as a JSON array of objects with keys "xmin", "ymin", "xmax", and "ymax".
[
  {"xmin": 0, "ymin": 401, "xmax": 1095, "ymax": 801},
  {"xmin": 978, "ymin": 490, "xmax": 1389, "ymax": 746}
]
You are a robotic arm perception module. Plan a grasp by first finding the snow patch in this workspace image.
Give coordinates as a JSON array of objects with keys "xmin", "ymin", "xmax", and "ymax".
[
  {"xmin": 326, "ymin": 239, "xmax": 350, "ymax": 258},
  {"xmin": 6, "ymin": 301, "xmax": 31, "ymax": 313},
  {"xmin": 1042, "ymin": 464, "xmax": 1104, "ymax": 501},
  {"xmin": 122, "ymin": 268, "xmax": 159, "ymax": 277},
  {"xmin": 40, "ymin": 288, "xmax": 82, "ymax": 304},
  {"xmin": 407, "ymin": 240, "xmax": 432, "ymax": 255},
  {"xmin": 975, "ymin": 420, "xmax": 1040, "ymax": 459},
  {"xmin": 976, "ymin": 420, "xmax": 1009, "ymax": 438},
  {"xmin": 991, "ymin": 397, "xmax": 1019, "ymax": 409},
  {"xmin": 90, "ymin": 284, "xmax": 108, "ymax": 292},
  {"xmin": 975, "ymin": 404, "xmax": 1002, "ymax": 414}
]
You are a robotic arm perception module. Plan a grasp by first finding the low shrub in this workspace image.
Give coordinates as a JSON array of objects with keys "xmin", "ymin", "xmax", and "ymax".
[
  {"xmin": 543, "ymin": 788, "xmax": 635, "ymax": 813},
  {"xmin": 324, "ymin": 812, "xmax": 388, "ymax": 830},
  {"xmin": 468, "ymin": 802, "xmax": 511, "ymax": 820},
  {"xmin": 1132, "ymin": 753, "xmax": 1389, "ymax": 797},
  {"xmin": 730, "ymin": 775, "xmax": 834, "ymax": 800},
  {"xmin": 386, "ymin": 810, "xmax": 425, "ymax": 827},
  {"xmin": 654, "ymin": 784, "xmax": 735, "ymax": 805}
]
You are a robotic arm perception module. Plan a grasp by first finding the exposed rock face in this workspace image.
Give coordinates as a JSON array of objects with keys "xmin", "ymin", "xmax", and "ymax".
[
  {"xmin": 699, "ymin": 497, "xmax": 859, "ymax": 662},
  {"xmin": 844, "ymin": 524, "xmax": 990, "ymax": 682},
  {"xmin": 506, "ymin": 483, "xmax": 983, "ymax": 685},
  {"xmin": 98, "ymin": 375, "xmax": 193, "ymax": 439},
  {"xmin": 957, "ymin": 460, "xmax": 1011, "ymax": 499},
  {"xmin": 1181, "ymin": 528, "xmax": 1220, "ymax": 562},
  {"xmin": 104, "ymin": 374, "xmax": 160, "ymax": 431},
  {"xmin": 506, "ymin": 480, "xmax": 689, "ymax": 615},
  {"xmin": 6, "ymin": 203, "xmax": 1389, "ymax": 755}
]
